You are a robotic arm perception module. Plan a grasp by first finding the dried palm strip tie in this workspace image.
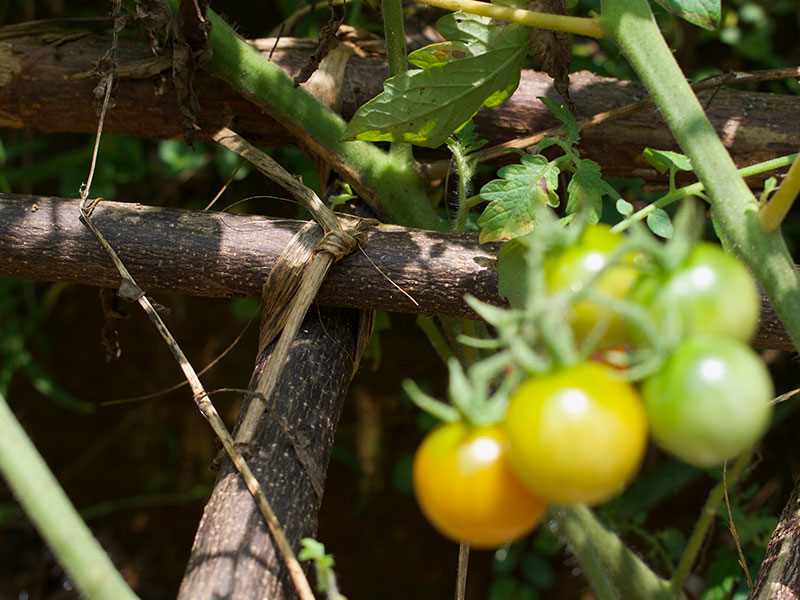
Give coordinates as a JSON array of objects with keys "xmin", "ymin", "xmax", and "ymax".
[{"xmin": 211, "ymin": 127, "xmax": 375, "ymax": 473}]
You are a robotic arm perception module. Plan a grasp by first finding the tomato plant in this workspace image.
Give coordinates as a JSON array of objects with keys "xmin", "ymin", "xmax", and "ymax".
[
  {"xmin": 633, "ymin": 242, "xmax": 760, "ymax": 343},
  {"xmin": 412, "ymin": 422, "xmax": 547, "ymax": 549},
  {"xmin": 544, "ymin": 224, "xmax": 641, "ymax": 348},
  {"xmin": 642, "ymin": 336, "xmax": 773, "ymax": 468},
  {"xmin": 503, "ymin": 362, "xmax": 648, "ymax": 505}
]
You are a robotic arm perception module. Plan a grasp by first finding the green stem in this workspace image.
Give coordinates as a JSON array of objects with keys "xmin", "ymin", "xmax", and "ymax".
[
  {"xmin": 0, "ymin": 391, "xmax": 138, "ymax": 600},
  {"xmin": 601, "ymin": 0, "xmax": 800, "ymax": 351},
  {"xmin": 416, "ymin": 315, "xmax": 456, "ymax": 365},
  {"xmin": 460, "ymin": 319, "xmax": 480, "ymax": 365},
  {"xmin": 611, "ymin": 154, "xmax": 798, "ymax": 234},
  {"xmin": 439, "ymin": 316, "xmax": 470, "ymax": 366},
  {"xmin": 670, "ymin": 452, "xmax": 752, "ymax": 595},
  {"xmin": 383, "ymin": 0, "xmax": 408, "ymax": 77},
  {"xmin": 552, "ymin": 505, "xmax": 672, "ymax": 600},
  {"xmin": 172, "ymin": 2, "xmax": 437, "ymax": 228},
  {"xmin": 415, "ymin": 0, "xmax": 604, "ymax": 38},
  {"xmin": 382, "ymin": 0, "xmax": 415, "ymax": 167},
  {"xmin": 760, "ymin": 152, "xmax": 800, "ymax": 231},
  {"xmin": 451, "ymin": 145, "xmax": 472, "ymax": 232}
]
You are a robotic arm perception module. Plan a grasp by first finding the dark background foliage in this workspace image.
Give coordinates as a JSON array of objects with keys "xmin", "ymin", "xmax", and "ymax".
[{"xmin": 1, "ymin": 1, "xmax": 800, "ymax": 598}]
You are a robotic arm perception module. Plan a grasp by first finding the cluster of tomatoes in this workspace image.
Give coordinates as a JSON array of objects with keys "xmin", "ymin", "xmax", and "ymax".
[{"xmin": 412, "ymin": 224, "xmax": 774, "ymax": 549}]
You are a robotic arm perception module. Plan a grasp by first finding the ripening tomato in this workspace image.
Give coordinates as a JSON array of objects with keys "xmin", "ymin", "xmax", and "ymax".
[
  {"xmin": 413, "ymin": 423, "xmax": 547, "ymax": 549},
  {"xmin": 633, "ymin": 242, "xmax": 760, "ymax": 343},
  {"xmin": 504, "ymin": 362, "xmax": 648, "ymax": 505},
  {"xmin": 642, "ymin": 336, "xmax": 773, "ymax": 467},
  {"xmin": 544, "ymin": 224, "xmax": 642, "ymax": 348}
]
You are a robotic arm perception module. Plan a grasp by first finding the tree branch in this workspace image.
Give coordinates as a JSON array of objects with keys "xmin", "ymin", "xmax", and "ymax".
[
  {"xmin": 0, "ymin": 193, "xmax": 792, "ymax": 350},
  {"xmin": 0, "ymin": 31, "xmax": 797, "ymax": 185}
]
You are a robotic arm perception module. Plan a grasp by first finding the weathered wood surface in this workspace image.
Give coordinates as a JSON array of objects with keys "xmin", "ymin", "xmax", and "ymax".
[
  {"xmin": 0, "ymin": 31, "xmax": 798, "ymax": 184},
  {"xmin": 0, "ymin": 194, "xmax": 500, "ymax": 319},
  {"xmin": 0, "ymin": 194, "xmax": 793, "ymax": 350},
  {"xmin": 749, "ymin": 476, "xmax": 800, "ymax": 600},
  {"xmin": 178, "ymin": 305, "xmax": 360, "ymax": 600}
]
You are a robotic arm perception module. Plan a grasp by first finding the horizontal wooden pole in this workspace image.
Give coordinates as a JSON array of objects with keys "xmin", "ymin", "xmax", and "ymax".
[
  {"xmin": 0, "ymin": 194, "xmax": 792, "ymax": 350},
  {"xmin": 0, "ymin": 194, "xmax": 501, "ymax": 318},
  {"xmin": 0, "ymin": 29, "xmax": 797, "ymax": 183}
]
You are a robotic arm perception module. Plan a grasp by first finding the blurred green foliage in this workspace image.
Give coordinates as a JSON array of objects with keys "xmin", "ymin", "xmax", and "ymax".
[{"xmin": 0, "ymin": 0, "xmax": 798, "ymax": 598}]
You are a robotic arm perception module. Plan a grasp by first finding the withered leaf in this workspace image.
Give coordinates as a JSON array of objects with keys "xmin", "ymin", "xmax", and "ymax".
[
  {"xmin": 527, "ymin": 0, "xmax": 573, "ymax": 111},
  {"xmin": 293, "ymin": 0, "xmax": 346, "ymax": 86}
]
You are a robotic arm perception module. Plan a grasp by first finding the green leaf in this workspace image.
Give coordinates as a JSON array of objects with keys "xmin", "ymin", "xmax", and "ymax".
[
  {"xmin": 653, "ymin": 0, "xmax": 720, "ymax": 30},
  {"xmin": 477, "ymin": 154, "xmax": 560, "ymax": 243},
  {"xmin": 566, "ymin": 158, "xmax": 606, "ymax": 223},
  {"xmin": 497, "ymin": 238, "xmax": 528, "ymax": 308},
  {"xmin": 616, "ymin": 198, "xmax": 634, "ymax": 216},
  {"xmin": 342, "ymin": 13, "xmax": 529, "ymax": 148},
  {"xmin": 646, "ymin": 208, "xmax": 674, "ymax": 238},
  {"xmin": 538, "ymin": 96, "xmax": 580, "ymax": 146},
  {"xmin": 643, "ymin": 148, "xmax": 694, "ymax": 174}
]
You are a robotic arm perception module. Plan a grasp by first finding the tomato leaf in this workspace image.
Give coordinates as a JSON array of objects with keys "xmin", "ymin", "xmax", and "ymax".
[
  {"xmin": 566, "ymin": 158, "xmax": 617, "ymax": 224},
  {"xmin": 647, "ymin": 208, "xmax": 674, "ymax": 239},
  {"xmin": 477, "ymin": 154, "xmax": 560, "ymax": 243},
  {"xmin": 643, "ymin": 148, "xmax": 693, "ymax": 174},
  {"xmin": 616, "ymin": 198, "xmax": 634, "ymax": 217},
  {"xmin": 652, "ymin": 0, "xmax": 720, "ymax": 30},
  {"xmin": 341, "ymin": 13, "xmax": 529, "ymax": 148},
  {"xmin": 538, "ymin": 96, "xmax": 580, "ymax": 146}
]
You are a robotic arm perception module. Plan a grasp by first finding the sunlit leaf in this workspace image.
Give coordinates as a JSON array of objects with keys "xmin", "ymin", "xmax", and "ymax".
[
  {"xmin": 342, "ymin": 13, "xmax": 529, "ymax": 148},
  {"xmin": 653, "ymin": 0, "xmax": 720, "ymax": 30},
  {"xmin": 539, "ymin": 96, "xmax": 580, "ymax": 146},
  {"xmin": 477, "ymin": 154, "xmax": 560, "ymax": 243},
  {"xmin": 643, "ymin": 148, "xmax": 694, "ymax": 174}
]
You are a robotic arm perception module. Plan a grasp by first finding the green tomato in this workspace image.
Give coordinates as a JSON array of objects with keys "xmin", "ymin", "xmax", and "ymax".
[
  {"xmin": 413, "ymin": 423, "xmax": 547, "ymax": 549},
  {"xmin": 642, "ymin": 336, "xmax": 773, "ymax": 467},
  {"xmin": 635, "ymin": 242, "xmax": 760, "ymax": 342},
  {"xmin": 504, "ymin": 362, "xmax": 648, "ymax": 505},
  {"xmin": 545, "ymin": 224, "xmax": 641, "ymax": 348}
]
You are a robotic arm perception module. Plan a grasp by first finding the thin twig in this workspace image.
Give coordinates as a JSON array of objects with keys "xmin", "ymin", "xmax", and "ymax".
[
  {"xmin": 204, "ymin": 158, "xmax": 246, "ymax": 210},
  {"xmin": 455, "ymin": 542, "xmax": 470, "ymax": 600},
  {"xmin": 723, "ymin": 461, "xmax": 754, "ymax": 588},
  {"xmin": 75, "ymin": 16, "xmax": 317, "ymax": 600},
  {"xmin": 99, "ymin": 306, "xmax": 259, "ymax": 406}
]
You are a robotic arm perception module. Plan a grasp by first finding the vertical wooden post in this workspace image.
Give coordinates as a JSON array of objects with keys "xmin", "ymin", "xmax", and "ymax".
[{"xmin": 178, "ymin": 306, "xmax": 360, "ymax": 599}]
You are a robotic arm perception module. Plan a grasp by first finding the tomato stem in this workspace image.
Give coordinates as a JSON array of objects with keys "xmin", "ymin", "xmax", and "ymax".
[
  {"xmin": 0, "ymin": 390, "xmax": 138, "ymax": 600},
  {"xmin": 552, "ymin": 505, "xmax": 672, "ymax": 600},
  {"xmin": 611, "ymin": 153, "xmax": 798, "ymax": 234},
  {"xmin": 669, "ymin": 451, "xmax": 752, "ymax": 595},
  {"xmin": 552, "ymin": 507, "xmax": 620, "ymax": 600},
  {"xmin": 382, "ymin": 0, "xmax": 415, "ymax": 167},
  {"xmin": 413, "ymin": 0, "xmax": 604, "ymax": 38},
  {"xmin": 601, "ymin": 0, "xmax": 800, "ymax": 351}
]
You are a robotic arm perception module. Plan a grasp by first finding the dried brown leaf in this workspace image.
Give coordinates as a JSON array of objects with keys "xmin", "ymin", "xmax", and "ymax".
[
  {"xmin": 293, "ymin": 0, "xmax": 346, "ymax": 86},
  {"xmin": 528, "ymin": 0, "xmax": 573, "ymax": 111},
  {"xmin": 171, "ymin": 0, "xmax": 212, "ymax": 143}
]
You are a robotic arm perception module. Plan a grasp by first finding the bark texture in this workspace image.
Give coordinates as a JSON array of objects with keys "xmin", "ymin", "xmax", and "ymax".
[
  {"xmin": 0, "ymin": 193, "xmax": 793, "ymax": 350},
  {"xmin": 0, "ymin": 31, "xmax": 797, "ymax": 183},
  {"xmin": 178, "ymin": 305, "xmax": 359, "ymax": 600},
  {"xmin": 749, "ymin": 478, "xmax": 800, "ymax": 600},
  {"xmin": 0, "ymin": 194, "xmax": 501, "ymax": 320}
]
